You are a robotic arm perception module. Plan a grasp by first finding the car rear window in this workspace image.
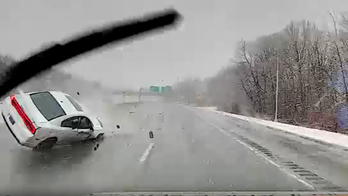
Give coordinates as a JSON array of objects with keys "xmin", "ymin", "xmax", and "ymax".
[
  {"xmin": 65, "ymin": 95, "xmax": 83, "ymax": 112},
  {"xmin": 30, "ymin": 92, "xmax": 66, "ymax": 121}
]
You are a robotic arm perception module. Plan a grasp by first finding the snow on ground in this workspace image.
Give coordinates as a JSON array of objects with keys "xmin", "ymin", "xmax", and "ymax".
[{"xmin": 201, "ymin": 106, "xmax": 348, "ymax": 149}]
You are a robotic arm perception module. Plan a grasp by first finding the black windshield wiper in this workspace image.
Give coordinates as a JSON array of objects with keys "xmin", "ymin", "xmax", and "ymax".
[{"xmin": 0, "ymin": 8, "xmax": 182, "ymax": 97}]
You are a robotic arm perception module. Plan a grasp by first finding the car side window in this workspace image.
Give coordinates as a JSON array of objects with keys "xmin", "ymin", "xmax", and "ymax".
[
  {"xmin": 61, "ymin": 116, "xmax": 79, "ymax": 129},
  {"xmin": 79, "ymin": 116, "xmax": 92, "ymax": 129}
]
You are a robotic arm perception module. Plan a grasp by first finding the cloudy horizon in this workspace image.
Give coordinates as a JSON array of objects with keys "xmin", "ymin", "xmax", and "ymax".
[{"xmin": 1, "ymin": 0, "xmax": 347, "ymax": 90}]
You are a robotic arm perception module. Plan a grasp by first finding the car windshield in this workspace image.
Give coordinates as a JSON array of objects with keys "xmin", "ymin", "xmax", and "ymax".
[
  {"xmin": 30, "ymin": 92, "xmax": 66, "ymax": 121},
  {"xmin": 2, "ymin": 1, "xmax": 348, "ymax": 195}
]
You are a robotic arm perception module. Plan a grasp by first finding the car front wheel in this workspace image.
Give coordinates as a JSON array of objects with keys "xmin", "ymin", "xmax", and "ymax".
[
  {"xmin": 95, "ymin": 133, "xmax": 104, "ymax": 142},
  {"xmin": 84, "ymin": 134, "xmax": 104, "ymax": 143}
]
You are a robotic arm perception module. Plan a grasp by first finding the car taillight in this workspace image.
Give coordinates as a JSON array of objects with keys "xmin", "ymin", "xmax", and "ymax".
[{"xmin": 10, "ymin": 95, "xmax": 36, "ymax": 134}]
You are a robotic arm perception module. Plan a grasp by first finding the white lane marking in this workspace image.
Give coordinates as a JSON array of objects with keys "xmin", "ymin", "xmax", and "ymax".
[
  {"xmin": 139, "ymin": 143, "xmax": 155, "ymax": 163},
  {"xmin": 227, "ymin": 132, "xmax": 314, "ymax": 189},
  {"xmin": 200, "ymin": 117, "xmax": 315, "ymax": 190}
]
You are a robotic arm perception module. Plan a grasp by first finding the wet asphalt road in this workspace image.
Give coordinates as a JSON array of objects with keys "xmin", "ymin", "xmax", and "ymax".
[{"xmin": 1, "ymin": 99, "xmax": 348, "ymax": 195}]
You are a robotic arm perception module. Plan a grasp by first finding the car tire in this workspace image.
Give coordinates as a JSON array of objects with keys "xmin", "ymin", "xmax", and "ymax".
[{"xmin": 34, "ymin": 137, "xmax": 57, "ymax": 150}]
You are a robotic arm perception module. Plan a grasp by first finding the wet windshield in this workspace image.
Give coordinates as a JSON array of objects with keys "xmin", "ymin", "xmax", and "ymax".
[{"xmin": 1, "ymin": 0, "xmax": 348, "ymax": 195}]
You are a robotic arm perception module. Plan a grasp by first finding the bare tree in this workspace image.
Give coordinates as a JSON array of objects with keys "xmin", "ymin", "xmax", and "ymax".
[{"xmin": 204, "ymin": 12, "xmax": 348, "ymax": 131}]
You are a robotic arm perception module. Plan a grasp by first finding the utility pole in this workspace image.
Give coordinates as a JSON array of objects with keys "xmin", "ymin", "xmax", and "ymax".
[
  {"xmin": 138, "ymin": 87, "xmax": 142, "ymax": 102},
  {"xmin": 275, "ymin": 54, "xmax": 279, "ymax": 122}
]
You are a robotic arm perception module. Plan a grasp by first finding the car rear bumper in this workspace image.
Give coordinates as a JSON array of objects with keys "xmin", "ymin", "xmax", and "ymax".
[
  {"xmin": 2, "ymin": 113, "xmax": 22, "ymax": 145},
  {"xmin": 0, "ymin": 97, "xmax": 41, "ymax": 148},
  {"xmin": 1, "ymin": 111, "xmax": 37, "ymax": 148}
]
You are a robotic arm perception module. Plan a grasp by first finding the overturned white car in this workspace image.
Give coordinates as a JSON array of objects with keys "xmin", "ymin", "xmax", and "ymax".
[{"xmin": 1, "ymin": 90, "xmax": 105, "ymax": 149}]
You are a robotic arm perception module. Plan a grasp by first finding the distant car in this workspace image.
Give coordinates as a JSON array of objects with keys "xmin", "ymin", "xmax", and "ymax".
[{"xmin": 0, "ymin": 91, "xmax": 105, "ymax": 149}]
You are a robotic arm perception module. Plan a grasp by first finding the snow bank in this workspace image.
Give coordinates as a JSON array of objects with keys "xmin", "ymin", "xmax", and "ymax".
[{"xmin": 201, "ymin": 107, "xmax": 348, "ymax": 149}]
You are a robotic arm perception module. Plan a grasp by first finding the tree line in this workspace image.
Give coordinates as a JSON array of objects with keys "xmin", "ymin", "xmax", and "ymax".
[{"xmin": 174, "ymin": 12, "xmax": 348, "ymax": 131}]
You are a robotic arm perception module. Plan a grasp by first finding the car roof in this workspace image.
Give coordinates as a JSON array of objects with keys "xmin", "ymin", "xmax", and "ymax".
[
  {"xmin": 14, "ymin": 90, "xmax": 99, "ymax": 125},
  {"xmin": 28, "ymin": 90, "xmax": 84, "ymax": 116}
]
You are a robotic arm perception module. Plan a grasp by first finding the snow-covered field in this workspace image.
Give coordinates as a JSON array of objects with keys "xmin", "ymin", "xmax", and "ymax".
[{"xmin": 201, "ymin": 107, "xmax": 348, "ymax": 149}]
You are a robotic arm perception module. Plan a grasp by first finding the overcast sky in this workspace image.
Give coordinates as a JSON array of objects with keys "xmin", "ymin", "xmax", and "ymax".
[{"xmin": 1, "ymin": 0, "xmax": 347, "ymax": 90}]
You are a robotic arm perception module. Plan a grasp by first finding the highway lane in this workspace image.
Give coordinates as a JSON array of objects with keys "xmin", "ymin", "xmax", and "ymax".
[
  {"xmin": 194, "ymin": 106, "xmax": 348, "ymax": 191},
  {"xmin": 129, "ymin": 102, "xmax": 311, "ymax": 192},
  {"xmin": 0, "ymin": 98, "xmax": 343, "ymax": 195}
]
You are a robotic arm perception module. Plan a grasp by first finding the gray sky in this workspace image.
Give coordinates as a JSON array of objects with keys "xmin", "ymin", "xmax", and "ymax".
[{"xmin": 1, "ymin": 0, "xmax": 347, "ymax": 90}]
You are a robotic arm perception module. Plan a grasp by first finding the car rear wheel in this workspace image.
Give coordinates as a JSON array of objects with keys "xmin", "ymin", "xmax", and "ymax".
[{"xmin": 34, "ymin": 137, "xmax": 57, "ymax": 150}]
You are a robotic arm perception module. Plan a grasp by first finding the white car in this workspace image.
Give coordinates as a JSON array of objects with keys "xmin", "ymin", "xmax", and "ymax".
[{"xmin": 0, "ymin": 90, "xmax": 105, "ymax": 149}]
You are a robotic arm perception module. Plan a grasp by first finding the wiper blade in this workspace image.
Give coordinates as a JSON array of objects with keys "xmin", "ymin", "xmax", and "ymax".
[{"xmin": 0, "ymin": 8, "xmax": 181, "ymax": 97}]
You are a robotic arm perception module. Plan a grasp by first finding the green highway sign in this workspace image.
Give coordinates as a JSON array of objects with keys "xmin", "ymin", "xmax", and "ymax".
[
  {"xmin": 161, "ymin": 86, "xmax": 172, "ymax": 93},
  {"xmin": 150, "ymin": 86, "xmax": 160, "ymax": 93},
  {"xmin": 149, "ymin": 85, "xmax": 172, "ymax": 93}
]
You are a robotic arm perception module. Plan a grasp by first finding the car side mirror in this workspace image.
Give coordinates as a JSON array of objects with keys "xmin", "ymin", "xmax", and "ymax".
[{"xmin": 89, "ymin": 126, "xmax": 94, "ymax": 131}]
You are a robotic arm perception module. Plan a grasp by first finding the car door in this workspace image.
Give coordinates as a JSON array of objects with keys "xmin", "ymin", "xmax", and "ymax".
[
  {"xmin": 59, "ymin": 116, "xmax": 81, "ymax": 142},
  {"xmin": 75, "ymin": 116, "xmax": 93, "ymax": 140}
]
